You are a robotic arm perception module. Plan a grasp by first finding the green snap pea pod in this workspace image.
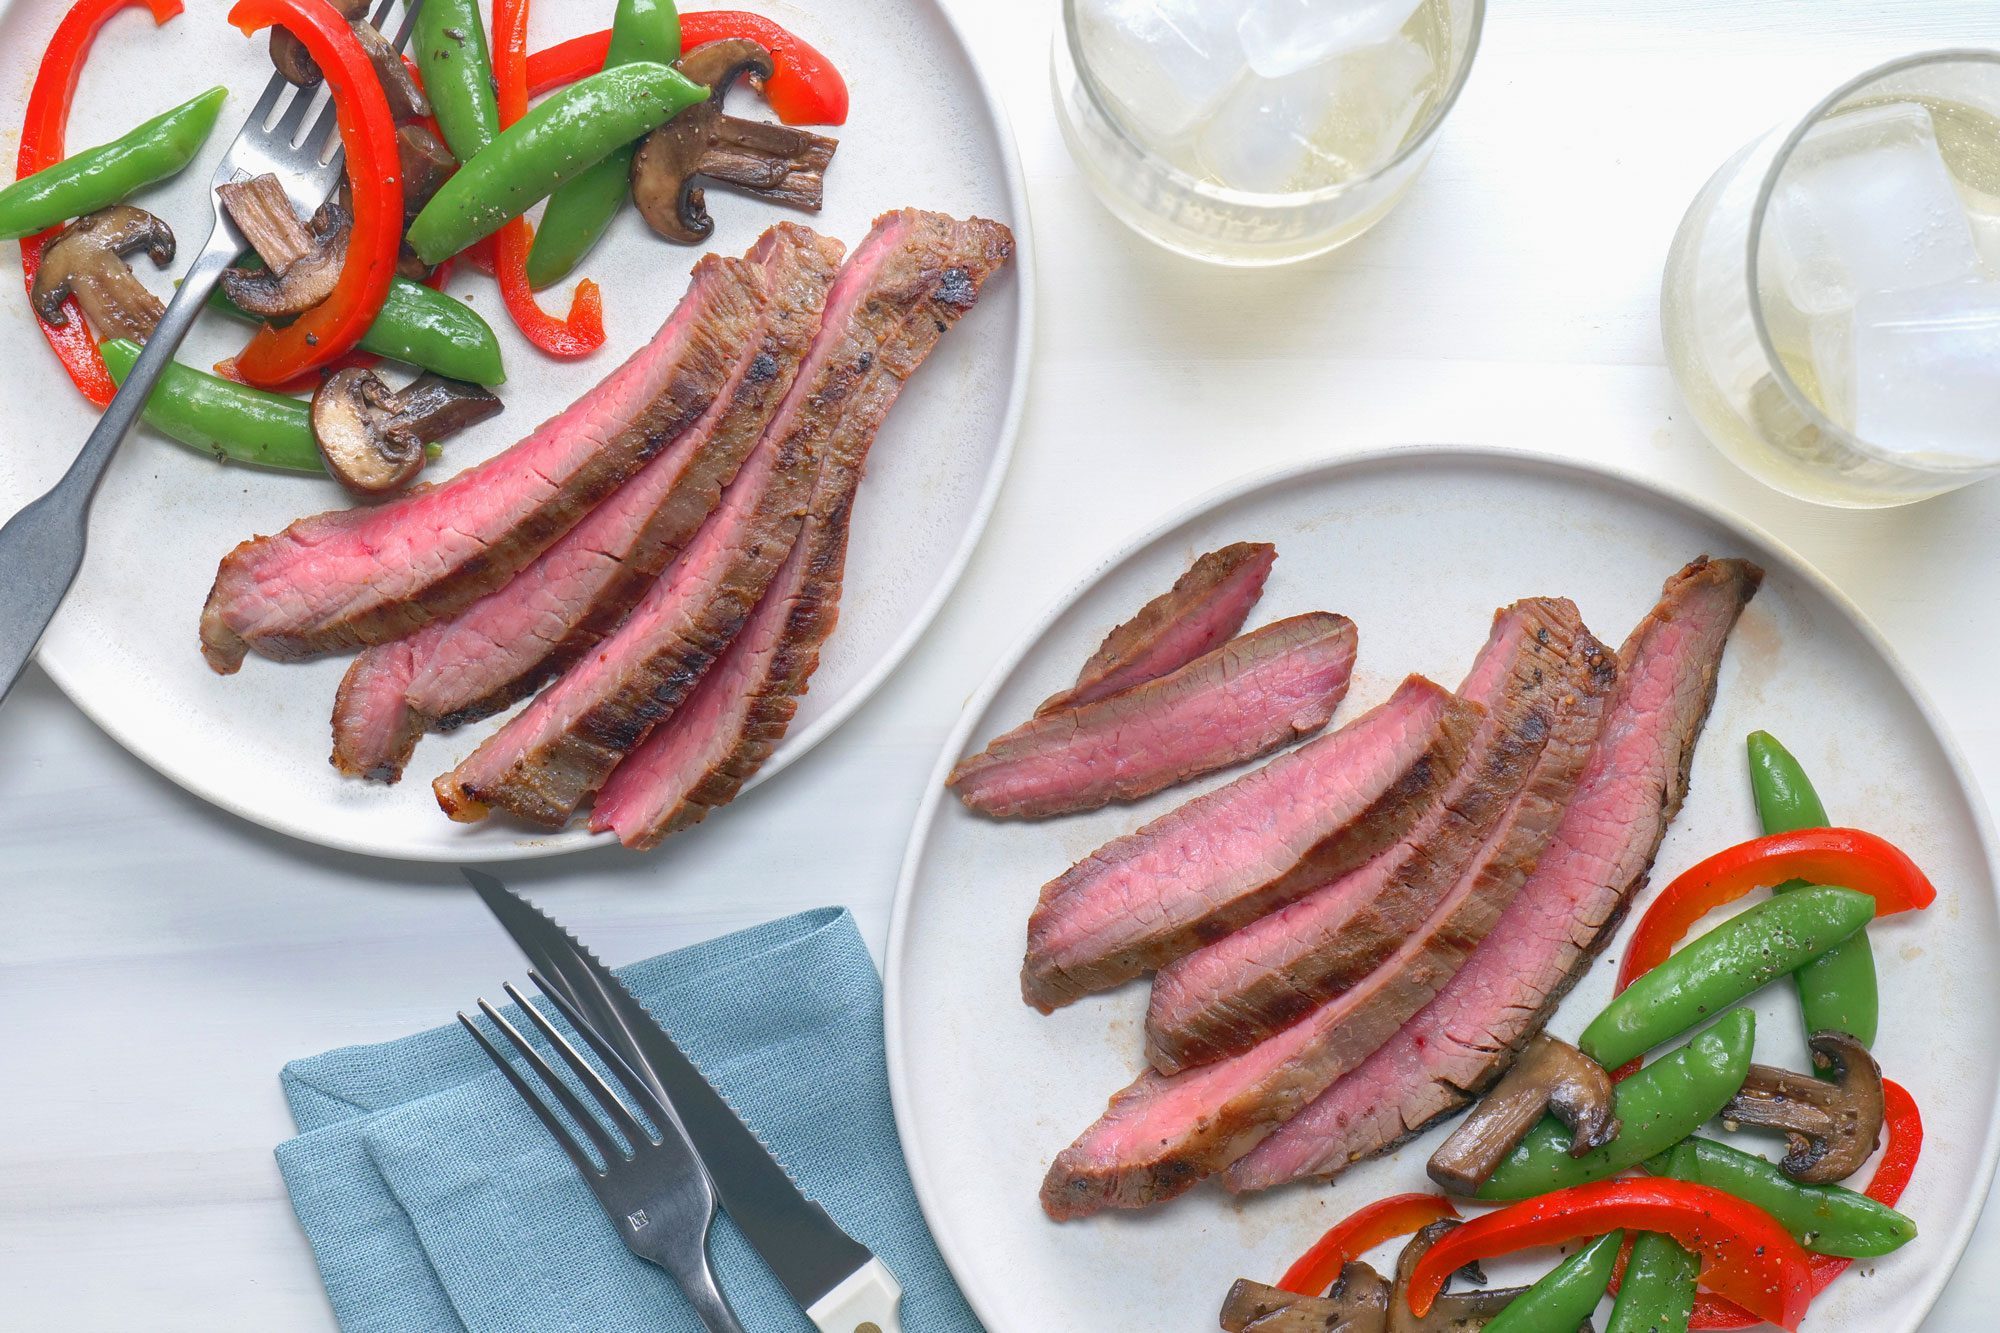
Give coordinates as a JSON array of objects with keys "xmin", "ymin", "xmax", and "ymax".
[
  {"xmin": 1485, "ymin": 1231, "xmax": 1622, "ymax": 1333},
  {"xmin": 101, "ymin": 339, "xmax": 322, "ymax": 474},
  {"xmin": 1481, "ymin": 1009, "xmax": 1756, "ymax": 1201},
  {"xmin": 1646, "ymin": 1136, "xmax": 1916, "ymax": 1258},
  {"xmin": 525, "ymin": 0, "xmax": 680, "ymax": 288},
  {"xmin": 207, "ymin": 277, "xmax": 506, "ymax": 385},
  {"xmin": 1749, "ymin": 730, "xmax": 1879, "ymax": 1048},
  {"xmin": 1607, "ymin": 1143, "xmax": 1700, "ymax": 1333},
  {"xmin": 413, "ymin": 0, "xmax": 501, "ymax": 162},
  {"xmin": 1579, "ymin": 888, "xmax": 1874, "ymax": 1070},
  {"xmin": 0, "ymin": 87, "xmax": 228, "ymax": 241},
  {"xmin": 406, "ymin": 61, "xmax": 708, "ymax": 264}
]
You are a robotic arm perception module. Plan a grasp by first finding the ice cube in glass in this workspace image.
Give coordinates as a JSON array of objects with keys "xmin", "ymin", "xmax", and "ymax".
[
  {"xmin": 1763, "ymin": 101, "xmax": 1983, "ymax": 315},
  {"xmin": 1073, "ymin": 0, "xmax": 1246, "ymax": 147},
  {"xmin": 1195, "ymin": 36, "xmax": 1434, "ymax": 193},
  {"xmin": 1236, "ymin": 0, "xmax": 1427, "ymax": 81},
  {"xmin": 1814, "ymin": 281, "xmax": 2000, "ymax": 461}
]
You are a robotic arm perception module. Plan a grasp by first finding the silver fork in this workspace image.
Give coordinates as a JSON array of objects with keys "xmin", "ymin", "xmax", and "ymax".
[
  {"xmin": 461, "ymin": 978, "xmax": 745, "ymax": 1333},
  {"xmin": 0, "ymin": 0, "xmax": 423, "ymax": 706}
]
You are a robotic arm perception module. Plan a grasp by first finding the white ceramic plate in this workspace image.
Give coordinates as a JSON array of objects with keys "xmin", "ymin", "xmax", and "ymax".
[
  {"xmin": 887, "ymin": 448, "xmax": 2000, "ymax": 1333},
  {"xmin": 0, "ymin": 0, "xmax": 1031, "ymax": 860}
]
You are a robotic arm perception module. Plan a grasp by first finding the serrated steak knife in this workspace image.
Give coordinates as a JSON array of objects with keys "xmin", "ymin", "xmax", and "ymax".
[{"xmin": 463, "ymin": 870, "xmax": 903, "ymax": 1332}]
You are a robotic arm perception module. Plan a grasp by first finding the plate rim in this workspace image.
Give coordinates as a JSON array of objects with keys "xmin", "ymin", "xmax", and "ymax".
[
  {"xmin": 883, "ymin": 442, "xmax": 2000, "ymax": 1333},
  {"xmin": 26, "ymin": 0, "xmax": 1039, "ymax": 863}
]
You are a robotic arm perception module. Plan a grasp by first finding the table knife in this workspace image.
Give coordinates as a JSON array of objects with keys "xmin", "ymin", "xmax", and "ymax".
[{"xmin": 463, "ymin": 869, "xmax": 903, "ymax": 1333}]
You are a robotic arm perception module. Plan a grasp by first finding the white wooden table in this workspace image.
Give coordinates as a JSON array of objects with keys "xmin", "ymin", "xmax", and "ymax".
[{"xmin": 3, "ymin": 0, "xmax": 1997, "ymax": 1327}]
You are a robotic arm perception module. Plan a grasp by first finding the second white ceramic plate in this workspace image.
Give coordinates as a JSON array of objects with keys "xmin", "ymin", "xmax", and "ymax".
[
  {"xmin": 0, "ymin": 0, "xmax": 1031, "ymax": 860},
  {"xmin": 887, "ymin": 448, "xmax": 2000, "ymax": 1333}
]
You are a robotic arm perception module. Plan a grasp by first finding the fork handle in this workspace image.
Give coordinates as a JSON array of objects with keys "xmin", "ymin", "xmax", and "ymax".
[
  {"xmin": 0, "ymin": 217, "xmax": 238, "ymax": 707},
  {"xmin": 656, "ymin": 1227, "xmax": 746, "ymax": 1333}
]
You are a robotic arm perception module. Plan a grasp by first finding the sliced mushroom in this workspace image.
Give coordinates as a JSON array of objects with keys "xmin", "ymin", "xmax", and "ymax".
[
  {"xmin": 1220, "ymin": 1267, "xmax": 1390, "ymax": 1332},
  {"xmin": 348, "ymin": 15, "xmax": 430, "ymax": 123},
  {"xmin": 630, "ymin": 37, "xmax": 839, "ymax": 244},
  {"xmin": 1721, "ymin": 1030, "xmax": 1884, "ymax": 1184},
  {"xmin": 398, "ymin": 123, "xmax": 458, "ymax": 221},
  {"xmin": 218, "ymin": 173, "xmax": 316, "ymax": 274},
  {"xmin": 30, "ymin": 205, "xmax": 175, "ymax": 342},
  {"xmin": 270, "ymin": 0, "xmax": 368, "ymax": 87},
  {"xmin": 221, "ymin": 198, "xmax": 352, "ymax": 319},
  {"xmin": 1385, "ymin": 1221, "xmax": 1578, "ymax": 1333},
  {"xmin": 311, "ymin": 369, "xmax": 501, "ymax": 496},
  {"xmin": 1427, "ymin": 1037, "xmax": 1621, "ymax": 1194}
]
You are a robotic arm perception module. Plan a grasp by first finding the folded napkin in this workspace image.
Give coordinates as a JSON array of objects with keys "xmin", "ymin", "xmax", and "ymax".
[{"xmin": 276, "ymin": 907, "xmax": 980, "ymax": 1332}]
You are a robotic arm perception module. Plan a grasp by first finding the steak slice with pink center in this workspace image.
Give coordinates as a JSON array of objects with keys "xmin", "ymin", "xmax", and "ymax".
[
  {"xmin": 587, "ymin": 210, "xmax": 1017, "ymax": 849},
  {"xmin": 1021, "ymin": 674, "xmax": 1481, "ymax": 1014},
  {"xmin": 436, "ymin": 210, "xmax": 1017, "ymax": 828},
  {"xmin": 1226, "ymin": 556, "xmax": 1763, "ymax": 1193},
  {"xmin": 1037, "ymin": 542, "xmax": 1278, "ymax": 716},
  {"xmin": 199, "ymin": 251, "xmax": 764, "ymax": 673},
  {"xmin": 329, "ymin": 225, "xmax": 843, "ymax": 782},
  {"xmin": 948, "ymin": 612, "xmax": 1357, "ymax": 821},
  {"xmin": 1145, "ymin": 598, "xmax": 1614, "ymax": 1074}
]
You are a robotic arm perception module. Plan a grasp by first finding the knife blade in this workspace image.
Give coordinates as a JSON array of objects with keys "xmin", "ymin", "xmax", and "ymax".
[{"xmin": 463, "ymin": 870, "xmax": 901, "ymax": 1330}]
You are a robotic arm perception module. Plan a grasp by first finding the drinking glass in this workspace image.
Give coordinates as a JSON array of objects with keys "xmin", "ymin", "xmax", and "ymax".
[
  {"xmin": 1051, "ymin": 0, "xmax": 1485, "ymax": 267},
  {"xmin": 1662, "ymin": 51, "xmax": 2000, "ymax": 507}
]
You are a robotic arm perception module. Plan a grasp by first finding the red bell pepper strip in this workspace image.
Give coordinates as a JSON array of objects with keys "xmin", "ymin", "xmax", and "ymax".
[
  {"xmin": 227, "ymin": 0, "xmax": 403, "ymax": 387},
  {"xmin": 1277, "ymin": 1193, "xmax": 1459, "ymax": 1297},
  {"xmin": 1617, "ymin": 828, "xmax": 1936, "ymax": 992},
  {"xmin": 17, "ymin": 0, "xmax": 184, "ymax": 406},
  {"xmin": 1404, "ymin": 1179, "xmax": 1813, "ymax": 1331},
  {"xmin": 488, "ymin": 0, "xmax": 604, "ymax": 358},
  {"xmin": 523, "ymin": 11, "xmax": 848, "ymax": 124},
  {"xmin": 1687, "ymin": 1078, "xmax": 1923, "ymax": 1329}
]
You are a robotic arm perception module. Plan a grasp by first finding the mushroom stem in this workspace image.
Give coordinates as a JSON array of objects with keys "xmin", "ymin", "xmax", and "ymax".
[
  {"xmin": 1387, "ymin": 1221, "xmax": 1544, "ymax": 1332},
  {"xmin": 30, "ymin": 205, "xmax": 175, "ymax": 342},
  {"xmin": 218, "ymin": 173, "xmax": 316, "ymax": 274},
  {"xmin": 1427, "ymin": 1037, "xmax": 1621, "ymax": 1195},
  {"xmin": 221, "ymin": 197, "xmax": 353, "ymax": 320},
  {"xmin": 1221, "ymin": 1268, "xmax": 1390, "ymax": 1332},
  {"xmin": 1721, "ymin": 1031, "xmax": 1884, "ymax": 1184},
  {"xmin": 311, "ymin": 367, "xmax": 501, "ymax": 497}
]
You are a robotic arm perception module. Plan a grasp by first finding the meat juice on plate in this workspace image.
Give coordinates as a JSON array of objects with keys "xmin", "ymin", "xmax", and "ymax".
[
  {"xmin": 1661, "ymin": 53, "xmax": 2000, "ymax": 505},
  {"xmin": 1053, "ymin": 0, "xmax": 1482, "ymax": 265}
]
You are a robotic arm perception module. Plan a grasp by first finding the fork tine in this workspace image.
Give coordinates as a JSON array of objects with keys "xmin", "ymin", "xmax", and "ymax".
[
  {"xmin": 527, "ymin": 971, "xmax": 681, "ymax": 1133},
  {"xmin": 477, "ymin": 998, "xmax": 627, "ymax": 1168},
  {"xmin": 503, "ymin": 982, "xmax": 654, "ymax": 1151},
  {"xmin": 271, "ymin": 81, "xmax": 326, "ymax": 146},
  {"xmin": 303, "ymin": 97, "xmax": 344, "ymax": 168},
  {"xmin": 389, "ymin": 0, "xmax": 425, "ymax": 52},
  {"xmin": 368, "ymin": 0, "xmax": 399, "ymax": 30},
  {"xmin": 249, "ymin": 70, "xmax": 291, "ymax": 129},
  {"xmin": 460, "ymin": 1011, "xmax": 603, "ymax": 1182}
]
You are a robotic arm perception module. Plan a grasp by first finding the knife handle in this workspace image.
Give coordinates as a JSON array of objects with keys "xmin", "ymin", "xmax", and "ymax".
[{"xmin": 805, "ymin": 1257, "xmax": 903, "ymax": 1333}]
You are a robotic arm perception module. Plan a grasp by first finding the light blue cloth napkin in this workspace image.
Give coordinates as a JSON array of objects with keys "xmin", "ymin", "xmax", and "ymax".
[{"xmin": 275, "ymin": 907, "xmax": 980, "ymax": 1332}]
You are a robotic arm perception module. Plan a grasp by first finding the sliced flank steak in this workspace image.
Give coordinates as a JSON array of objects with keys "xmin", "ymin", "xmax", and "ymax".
[
  {"xmin": 589, "ymin": 210, "xmax": 1018, "ymax": 849},
  {"xmin": 948, "ymin": 612, "xmax": 1357, "ymax": 821},
  {"xmin": 1021, "ymin": 675, "xmax": 1481, "ymax": 1014},
  {"xmin": 200, "ymin": 249, "xmax": 765, "ymax": 673},
  {"xmin": 436, "ymin": 210, "xmax": 1017, "ymax": 828},
  {"xmin": 1038, "ymin": 542, "xmax": 1276, "ymax": 716},
  {"xmin": 1226, "ymin": 556, "xmax": 1763, "ymax": 1193},
  {"xmin": 329, "ymin": 225, "xmax": 843, "ymax": 781},
  {"xmin": 1145, "ymin": 598, "xmax": 1613, "ymax": 1074}
]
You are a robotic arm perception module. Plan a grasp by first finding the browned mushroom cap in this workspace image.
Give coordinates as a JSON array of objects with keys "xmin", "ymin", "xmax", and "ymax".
[
  {"xmin": 1427, "ymin": 1037, "xmax": 1620, "ymax": 1195},
  {"xmin": 630, "ymin": 38, "xmax": 839, "ymax": 245},
  {"xmin": 1220, "ymin": 1266, "xmax": 1390, "ymax": 1332},
  {"xmin": 311, "ymin": 369, "xmax": 501, "ymax": 496},
  {"xmin": 30, "ymin": 205, "xmax": 175, "ymax": 342},
  {"xmin": 1385, "ymin": 1222, "xmax": 1555, "ymax": 1333},
  {"xmin": 270, "ymin": 0, "xmax": 368, "ymax": 86},
  {"xmin": 1722, "ymin": 1030, "xmax": 1885, "ymax": 1184},
  {"xmin": 222, "ymin": 197, "xmax": 353, "ymax": 319}
]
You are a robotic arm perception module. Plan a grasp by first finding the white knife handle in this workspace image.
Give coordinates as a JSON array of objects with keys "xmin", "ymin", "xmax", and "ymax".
[{"xmin": 805, "ymin": 1257, "xmax": 903, "ymax": 1333}]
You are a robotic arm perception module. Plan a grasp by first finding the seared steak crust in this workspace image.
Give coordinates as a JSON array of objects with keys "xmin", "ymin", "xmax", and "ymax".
[
  {"xmin": 1038, "ymin": 542, "xmax": 1277, "ymax": 715},
  {"xmin": 1226, "ymin": 556, "xmax": 1762, "ymax": 1192},
  {"xmin": 949, "ymin": 612, "xmax": 1357, "ymax": 820},
  {"xmin": 200, "ymin": 254, "xmax": 762, "ymax": 672}
]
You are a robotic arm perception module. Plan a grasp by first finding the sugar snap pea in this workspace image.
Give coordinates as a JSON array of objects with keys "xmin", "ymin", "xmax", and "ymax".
[
  {"xmin": 1606, "ymin": 1143, "xmax": 1700, "ymax": 1333},
  {"xmin": 1485, "ymin": 1231, "xmax": 1621, "ymax": 1332},
  {"xmin": 414, "ymin": 0, "xmax": 501, "ymax": 163},
  {"xmin": 1647, "ymin": 1136, "xmax": 1915, "ymax": 1258},
  {"xmin": 1749, "ymin": 730, "xmax": 1879, "ymax": 1047},
  {"xmin": 406, "ymin": 61, "xmax": 708, "ymax": 264},
  {"xmin": 1580, "ymin": 888, "xmax": 1874, "ymax": 1070},
  {"xmin": 525, "ymin": 0, "xmax": 680, "ymax": 288},
  {"xmin": 0, "ymin": 87, "xmax": 227, "ymax": 241},
  {"xmin": 1480, "ymin": 1009, "xmax": 1756, "ymax": 1201},
  {"xmin": 207, "ymin": 276, "xmax": 506, "ymax": 385},
  {"xmin": 101, "ymin": 338, "xmax": 322, "ymax": 473}
]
